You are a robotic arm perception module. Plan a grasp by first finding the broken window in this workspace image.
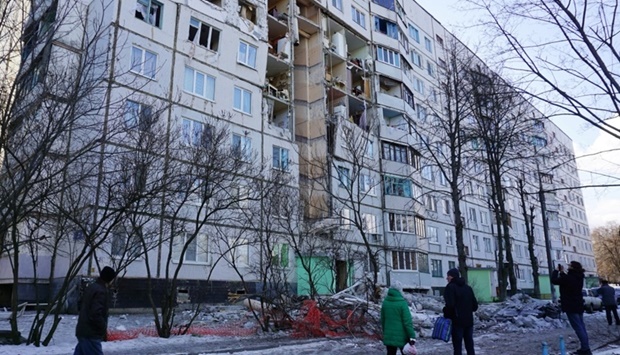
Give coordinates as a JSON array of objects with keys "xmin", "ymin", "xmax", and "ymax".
[
  {"xmin": 238, "ymin": 1, "xmax": 257, "ymax": 24},
  {"xmin": 135, "ymin": 0, "xmax": 162, "ymax": 28},
  {"xmin": 188, "ymin": 17, "xmax": 220, "ymax": 51},
  {"xmin": 374, "ymin": 16, "xmax": 398, "ymax": 39}
]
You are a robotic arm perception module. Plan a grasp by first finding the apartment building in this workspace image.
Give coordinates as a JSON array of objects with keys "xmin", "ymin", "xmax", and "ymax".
[{"xmin": 0, "ymin": 0, "xmax": 593, "ymax": 306}]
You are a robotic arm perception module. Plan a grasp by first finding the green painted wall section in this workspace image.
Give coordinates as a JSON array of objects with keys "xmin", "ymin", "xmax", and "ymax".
[
  {"xmin": 468, "ymin": 269, "xmax": 492, "ymax": 303},
  {"xmin": 296, "ymin": 257, "xmax": 334, "ymax": 296}
]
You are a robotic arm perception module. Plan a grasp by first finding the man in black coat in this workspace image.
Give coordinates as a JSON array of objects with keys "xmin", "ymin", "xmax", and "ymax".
[
  {"xmin": 73, "ymin": 266, "xmax": 116, "ymax": 355},
  {"xmin": 597, "ymin": 280, "xmax": 620, "ymax": 326},
  {"xmin": 443, "ymin": 268, "xmax": 478, "ymax": 355},
  {"xmin": 552, "ymin": 261, "xmax": 591, "ymax": 355}
]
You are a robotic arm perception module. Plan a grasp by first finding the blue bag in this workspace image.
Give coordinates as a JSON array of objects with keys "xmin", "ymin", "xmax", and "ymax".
[{"xmin": 431, "ymin": 316, "xmax": 452, "ymax": 342}]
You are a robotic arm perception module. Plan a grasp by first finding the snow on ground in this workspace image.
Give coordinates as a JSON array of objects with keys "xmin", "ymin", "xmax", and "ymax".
[{"xmin": 1, "ymin": 294, "xmax": 620, "ymax": 354}]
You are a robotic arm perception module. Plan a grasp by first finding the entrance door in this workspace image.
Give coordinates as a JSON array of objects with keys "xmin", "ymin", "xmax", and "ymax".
[{"xmin": 335, "ymin": 260, "xmax": 348, "ymax": 292}]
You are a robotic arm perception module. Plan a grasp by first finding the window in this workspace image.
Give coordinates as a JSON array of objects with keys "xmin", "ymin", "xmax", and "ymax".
[
  {"xmin": 392, "ymin": 251, "xmax": 417, "ymax": 270},
  {"xmin": 410, "ymin": 50, "xmax": 421, "ymax": 67},
  {"xmin": 431, "ymin": 259, "xmax": 443, "ymax": 277},
  {"xmin": 468, "ymin": 207, "xmax": 477, "ymax": 223},
  {"xmin": 424, "ymin": 37, "xmax": 432, "ymax": 52},
  {"xmin": 448, "ymin": 261, "xmax": 456, "ymax": 270},
  {"xmin": 237, "ymin": 41, "xmax": 257, "ymax": 68},
  {"xmin": 233, "ymin": 86, "xmax": 252, "ymax": 114},
  {"xmin": 445, "ymin": 230, "xmax": 454, "ymax": 245},
  {"xmin": 182, "ymin": 118, "xmax": 211, "ymax": 147},
  {"xmin": 426, "ymin": 195, "xmax": 437, "ymax": 212},
  {"xmin": 484, "ymin": 237, "xmax": 492, "ymax": 253},
  {"xmin": 403, "ymin": 86, "xmax": 415, "ymax": 109},
  {"xmin": 111, "ymin": 229, "xmax": 140, "ymax": 258},
  {"xmin": 427, "ymin": 226, "xmax": 438, "ymax": 243},
  {"xmin": 436, "ymin": 35, "xmax": 444, "ymax": 47},
  {"xmin": 374, "ymin": 17, "xmax": 398, "ymax": 39},
  {"xmin": 131, "ymin": 46, "xmax": 157, "ymax": 78},
  {"xmin": 272, "ymin": 146, "xmax": 289, "ymax": 170},
  {"xmin": 360, "ymin": 174, "xmax": 376, "ymax": 195},
  {"xmin": 413, "ymin": 77, "xmax": 424, "ymax": 94},
  {"xmin": 480, "ymin": 211, "xmax": 488, "ymax": 225},
  {"xmin": 229, "ymin": 238, "xmax": 249, "ymax": 265},
  {"xmin": 351, "ymin": 7, "xmax": 366, "ymax": 28},
  {"xmin": 341, "ymin": 209, "xmax": 352, "ymax": 229},
  {"xmin": 516, "ymin": 244, "xmax": 522, "ymax": 257},
  {"xmin": 415, "ymin": 216, "xmax": 425, "ymax": 237},
  {"xmin": 332, "ymin": 0, "xmax": 343, "ymax": 11},
  {"xmin": 376, "ymin": 46, "xmax": 400, "ymax": 67},
  {"xmin": 232, "ymin": 133, "xmax": 252, "ymax": 161},
  {"xmin": 188, "ymin": 17, "xmax": 220, "ymax": 51},
  {"xmin": 408, "ymin": 24, "xmax": 420, "ymax": 42},
  {"xmin": 382, "ymin": 141, "xmax": 419, "ymax": 167},
  {"xmin": 442, "ymin": 199, "xmax": 451, "ymax": 214},
  {"xmin": 421, "ymin": 166, "xmax": 433, "ymax": 181},
  {"xmin": 135, "ymin": 0, "xmax": 162, "ymax": 27},
  {"xmin": 416, "ymin": 104, "xmax": 427, "ymax": 121},
  {"xmin": 439, "ymin": 172, "xmax": 447, "ymax": 186},
  {"xmin": 271, "ymin": 243, "xmax": 289, "ymax": 267},
  {"xmin": 426, "ymin": 61, "xmax": 435, "ymax": 77},
  {"xmin": 173, "ymin": 233, "xmax": 208, "ymax": 263},
  {"xmin": 124, "ymin": 100, "xmax": 154, "ymax": 130},
  {"xmin": 184, "ymin": 66, "xmax": 215, "ymax": 100},
  {"xmin": 473, "ymin": 235, "xmax": 480, "ymax": 251},
  {"xmin": 362, "ymin": 213, "xmax": 377, "ymax": 234},
  {"xmin": 384, "ymin": 176, "xmax": 412, "ymax": 197},
  {"xmin": 337, "ymin": 166, "xmax": 351, "ymax": 187},
  {"xmin": 388, "ymin": 213, "xmax": 416, "ymax": 233}
]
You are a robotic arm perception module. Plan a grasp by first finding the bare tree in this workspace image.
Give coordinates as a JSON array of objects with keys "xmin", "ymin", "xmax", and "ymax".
[
  {"xmin": 476, "ymin": 0, "xmax": 620, "ymax": 139},
  {"xmin": 592, "ymin": 222, "xmax": 620, "ymax": 282},
  {"xmin": 517, "ymin": 176, "xmax": 541, "ymax": 298},
  {"xmin": 466, "ymin": 66, "xmax": 540, "ymax": 300},
  {"xmin": 411, "ymin": 37, "xmax": 477, "ymax": 281}
]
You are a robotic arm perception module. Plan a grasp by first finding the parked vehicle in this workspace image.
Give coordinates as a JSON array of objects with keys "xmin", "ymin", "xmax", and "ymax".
[
  {"xmin": 558, "ymin": 289, "xmax": 603, "ymax": 313},
  {"xmin": 582, "ymin": 289, "xmax": 603, "ymax": 313}
]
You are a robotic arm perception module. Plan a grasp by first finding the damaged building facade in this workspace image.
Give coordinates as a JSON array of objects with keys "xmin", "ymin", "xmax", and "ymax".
[{"xmin": 0, "ymin": 0, "xmax": 595, "ymax": 307}]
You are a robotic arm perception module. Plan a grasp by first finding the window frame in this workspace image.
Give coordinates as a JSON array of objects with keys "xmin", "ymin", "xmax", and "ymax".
[
  {"xmin": 233, "ymin": 86, "xmax": 252, "ymax": 114},
  {"xmin": 351, "ymin": 6, "xmax": 366, "ymax": 28},
  {"xmin": 272, "ymin": 145, "xmax": 289, "ymax": 171},
  {"xmin": 183, "ymin": 66, "xmax": 216, "ymax": 100},
  {"xmin": 130, "ymin": 46, "xmax": 157, "ymax": 79},
  {"xmin": 376, "ymin": 46, "xmax": 401, "ymax": 67},
  {"xmin": 172, "ymin": 233, "xmax": 209, "ymax": 264},
  {"xmin": 237, "ymin": 40, "xmax": 258, "ymax": 68},
  {"xmin": 135, "ymin": 0, "xmax": 163, "ymax": 28},
  {"xmin": 188, "ymin": 17, "xmax": 221, "ymax": 51}
]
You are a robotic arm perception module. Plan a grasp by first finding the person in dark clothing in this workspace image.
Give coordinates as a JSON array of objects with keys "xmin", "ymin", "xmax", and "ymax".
[
  {"xmin": 597, "ymin": 280, "xmax": 620, "ymax": 326},
  {"xmin": 381, "ymin": 287, "xmax": 416, "ymax": 355},
  {"xmin": 552, "ymin": 261, "xmax": 591, "ymax": 355},
  {"xmin": 443, "ymin": 268, "xmax": 478, "ymax": 355},
  {"xmin": 74, "ymin": 266, "xmax": 116, "ymax": 355}
]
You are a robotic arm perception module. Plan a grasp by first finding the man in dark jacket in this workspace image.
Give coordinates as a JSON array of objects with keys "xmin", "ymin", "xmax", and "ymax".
[
  {"xmin": 597, "ymin": 280, "xmax": 620, "ymax": 326},
  {"xmin": 443, "ymin": 268, "xmax": 478, "ymax": 355},
  {"xmin": 552, "ymin": 261, "xmax": 591, "ymax": 355},
  {"xmin": 381, "ymin": 287, "xmax": 416, "ymax": 355},
  {"xmin": 74, "ymin": 266, "xmax": 116, "ymax": 355}
]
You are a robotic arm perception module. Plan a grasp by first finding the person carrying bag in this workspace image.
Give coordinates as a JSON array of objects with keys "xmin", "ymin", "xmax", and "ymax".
[{"xmin": 381, "ymin": 287, "xmax": 417, "ymax": 355}]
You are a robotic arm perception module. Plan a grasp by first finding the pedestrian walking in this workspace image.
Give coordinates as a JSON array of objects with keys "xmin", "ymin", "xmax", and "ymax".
[
  {"xmin": 552, "ymin": 261, "xmax": 591, "ymax": 355},
  {"xmin": 443, "ymin": 268, "xmax": 478, "ymax": 355},
  {"xmin": 74, "ymin": 266, "xmax": 116, "ymax": 355},
  {"xmin": 597, "ymin": 280, "xmax": 620, "ymax": 326},
  {"xmin": 381, "ymin": 287, "xmax": 416, "ymax": 355}
]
